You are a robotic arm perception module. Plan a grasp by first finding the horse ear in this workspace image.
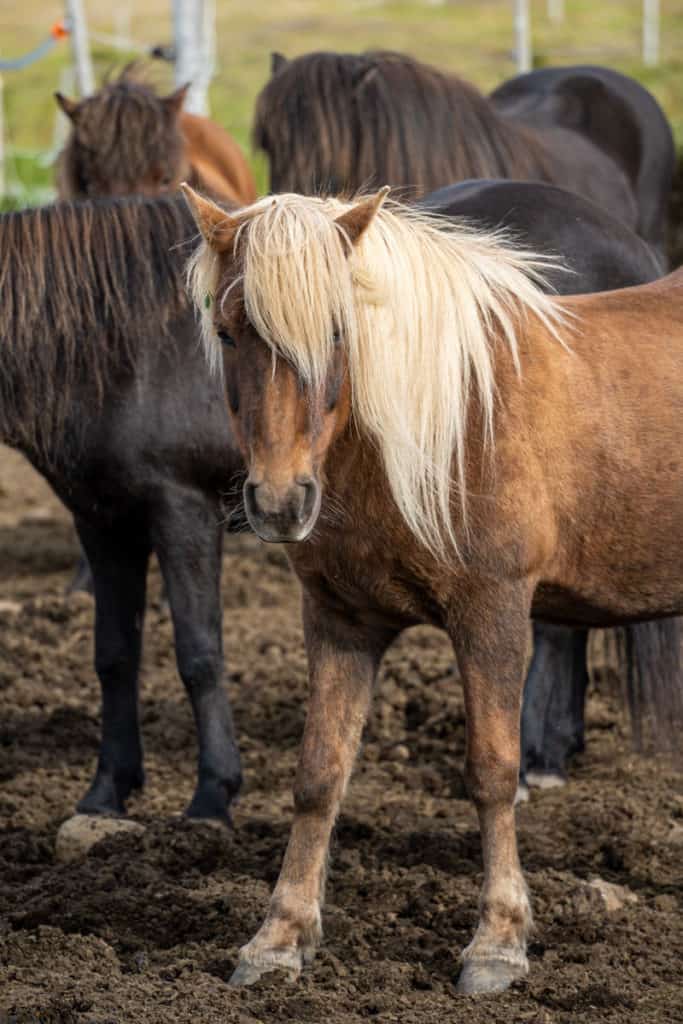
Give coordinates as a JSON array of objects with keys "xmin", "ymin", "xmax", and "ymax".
[
  {"xmin": 54, "ymin": 92, "xmax": 80, "ymax": 122},
  {"xmin": 270, "ymin": 52, "xmax": 288, "ymax": 76},
  {"xmin": 335, "ymin": 187, "xmax": 391, "ymax": 247},
  {"xmin": 181, "ymin": 184, "xmax": 241, "ymax": 253},
  {"xmin": 164, "ymin": 82, "xmax": 190, "ymax": 116}
]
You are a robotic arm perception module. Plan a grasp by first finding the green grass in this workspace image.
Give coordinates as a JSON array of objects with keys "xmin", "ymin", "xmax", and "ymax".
[{"xmin": 1, "ymin": 0, "xmax": 682, "ymax": 203}]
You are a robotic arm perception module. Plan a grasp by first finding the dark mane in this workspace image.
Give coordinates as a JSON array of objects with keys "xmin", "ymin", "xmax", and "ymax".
[
  {"xmin": 57, "ymin": 66, "xmax": 185, "ymax": 197},
  {"xmin": 253, "ymin": 50, "xmax": 553, "ymax": 196},
  {"xmin": 0, "ymin": 195, "xmax": 194, "ymax": 455}
]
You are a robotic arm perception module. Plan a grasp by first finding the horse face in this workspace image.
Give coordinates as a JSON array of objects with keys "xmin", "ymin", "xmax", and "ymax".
[{"xmin": 215, "ymin": 299, "xmax": 350, "ymax": 543}]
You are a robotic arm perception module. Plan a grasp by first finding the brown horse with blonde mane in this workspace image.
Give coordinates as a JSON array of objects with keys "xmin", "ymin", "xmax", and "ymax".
[
  {"xmin": 254, "ymin": 51, "xmax": 674, "ymax": 255},
  {"xmin": 182, "ymin": 183, "xmax": 683, "ymax": 995},
  {"xmin": 56, "ymin": 68, "xmax": 256, "ymax": 204}
]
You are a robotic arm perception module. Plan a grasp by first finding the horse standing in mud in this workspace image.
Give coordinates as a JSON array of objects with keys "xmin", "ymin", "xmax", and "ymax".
[
  {"xmin": 183, "ymin": 185, "xmax": 683, "ymax": 995},
  {"xmin": 56, "ymin": 67, "xmax": 256, "ymax": 204},
  {"xmin": 254, "ymin": 50, "xmax": 674, "ymax": 254},
  {"xmin": 0, "ymin": 196, "xmax": 244, "ymax": 823}
]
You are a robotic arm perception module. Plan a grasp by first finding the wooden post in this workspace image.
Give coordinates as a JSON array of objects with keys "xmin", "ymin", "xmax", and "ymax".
[
  {"xmin": 514, "ymin": 0, "xmax": 532, "ymax": 73},
  {"xmin": 65, "ymin": 0, "xmax": 95, "ymax": 96},
  {"xmin": 643, "ymin": 0, "xmax": 660, "ymax": 67}
]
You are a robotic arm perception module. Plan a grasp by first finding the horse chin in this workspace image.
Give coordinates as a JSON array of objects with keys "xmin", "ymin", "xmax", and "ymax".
[{"xmin": 247, "ymin": 515, "xmax": 318, "ymax": 545}]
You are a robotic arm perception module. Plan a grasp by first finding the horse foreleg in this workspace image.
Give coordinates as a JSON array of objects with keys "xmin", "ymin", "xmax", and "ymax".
[
  {"xmin": 451, "ymin": 586, "xmax": 533, "ymax": 995},
  {"xmin": 75, "ymin": 519, "xmax": 150, "ymax": 816},
  {"xmin": 230, "ymin": 593, "xmax": 393, "ymax": 986},
  {"xmin": 152, "ymin": 485, "xmax": 241, "ymax": 825}
]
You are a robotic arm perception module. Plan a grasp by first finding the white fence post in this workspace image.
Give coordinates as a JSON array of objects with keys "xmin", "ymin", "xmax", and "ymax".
[
  {"xmin": 643, "ymin": 0, "xmax": 660, "ymax": 66},
  {"xmin": 514, "ymin": 0, "xmax": 532, "ymax": 73},
  {"xmin": 173, "ymin": 0, "xmax": 215, "ymax": 116},
  {"xmin": 66, "ymin": 0, "xmax": 95, "ymax": 96}
]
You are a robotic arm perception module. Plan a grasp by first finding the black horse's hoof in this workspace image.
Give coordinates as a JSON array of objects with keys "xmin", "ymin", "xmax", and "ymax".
[
  {"xmin": 185, "ymin": 778, "xmax": 239, "ymax": 827},
  {"xmin": 77, "ymin": 769, "xmax": 144, "ymax": 817},
  {"xmin": 457, "ymin": 957, "xmax": 527, "ymax": 995}
]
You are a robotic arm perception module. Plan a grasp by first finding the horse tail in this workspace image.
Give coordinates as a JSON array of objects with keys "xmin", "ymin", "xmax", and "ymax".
[{"xmin": 617, "ymin": 620, "xmax": 683, "ymax": 755}]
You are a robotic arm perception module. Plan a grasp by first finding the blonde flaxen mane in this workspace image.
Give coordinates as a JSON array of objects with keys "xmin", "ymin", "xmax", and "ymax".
[{"xmin": 187, "ymin": 193, "xmax": 565, "ymax": 557}]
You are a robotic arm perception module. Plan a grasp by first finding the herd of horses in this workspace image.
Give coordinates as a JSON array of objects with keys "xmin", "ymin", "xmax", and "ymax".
[{"xmin": 3, "ymin": 51, "xmax": 683, "ymax": 996}]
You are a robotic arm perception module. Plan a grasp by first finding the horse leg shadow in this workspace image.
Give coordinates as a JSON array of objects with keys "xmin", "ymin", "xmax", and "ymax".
[
  {"xmin": 519, "ymin": 623, "xmax": 589, "ymax": 799},
  {"xmin": 152, "ymin": 485, "xmax": 242, "ymax": 826},
  {"xmin": 74, "ymin": 518, "xmax": 150, "ymax": 815}
]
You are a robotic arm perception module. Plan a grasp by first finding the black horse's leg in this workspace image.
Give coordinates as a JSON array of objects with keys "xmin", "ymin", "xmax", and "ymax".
[
  {"xmin": 65, "ymin": 545, "xmax": 95, "ymax": 596},
  {"xmin": 520, "ymin": 624, "xmax": 589, "ymax": 793},
  {"xmin": 75, "ymin": 520, "xmax": 150, "ymax": 815},
  {"xmin": 152, "ymin": 487, "xmax": 242, "ymax": 824}
]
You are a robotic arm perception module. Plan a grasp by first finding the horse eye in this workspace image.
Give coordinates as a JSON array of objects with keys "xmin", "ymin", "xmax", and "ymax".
[
  {"xmin": 217, "ymin": 329, "xmax": 236, "ymax": 348},
  {"xmin": 332, "ymin": 330, "xmax": 341, "ymax": 345}
]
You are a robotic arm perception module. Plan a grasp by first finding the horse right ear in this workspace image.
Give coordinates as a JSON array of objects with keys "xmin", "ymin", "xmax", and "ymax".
[
  {"xmin": 271, "ymin": 52, "xmax": 288, "ymax": 76},
  {"xmin": 55, "ymin": 92, "xmax": 80, "ymax": 122},
  {"xmin": 181, "ymin": 184, "xmax": 241, "ymax": 253}
]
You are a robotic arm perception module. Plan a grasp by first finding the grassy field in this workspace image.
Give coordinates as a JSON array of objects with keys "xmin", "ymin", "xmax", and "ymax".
[{"xmin": 1, "ymin": 0, "xmax": 683, "ymax": 202}]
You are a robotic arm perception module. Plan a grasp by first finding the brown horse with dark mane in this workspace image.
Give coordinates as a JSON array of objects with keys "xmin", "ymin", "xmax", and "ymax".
[
  {"xmin": 56, "ymin": 67, "xmax": 256, "ymax": 204},
  {"xmin": 183, "ymin": 184, "xmax": 683, "ymax": 996},
  {"xmin": 254, "ymin": 51, "xmax": 674, "ymax": 254}
]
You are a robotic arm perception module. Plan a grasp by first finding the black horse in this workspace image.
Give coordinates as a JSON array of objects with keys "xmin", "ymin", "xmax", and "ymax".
[
  {"xmin": 0, "ymin": 186, "xmax": 667, "ymax": 826},
  {"xmin": 0, "ymin": 195, "xmax": 242, "ymax": 823},
  {"xmin": 419, "ymin": 180, "xmax": 672, "ymax": 792},
  {"xmin": 254, "ymin": 52, "xmax": 674, "ymax": 255}
]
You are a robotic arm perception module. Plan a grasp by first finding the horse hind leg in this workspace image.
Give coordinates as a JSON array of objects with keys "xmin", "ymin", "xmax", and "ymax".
[
  {"xmin": 152, "ymin": 486, "xmax": 242, "ymax": 825},
  {"xmin": 75, "ymin": 519, "xmax": 150, "ymax": 815},
  {"xmin": 520, "ymin": 623, "xmax": 589, "ymax": 797}
]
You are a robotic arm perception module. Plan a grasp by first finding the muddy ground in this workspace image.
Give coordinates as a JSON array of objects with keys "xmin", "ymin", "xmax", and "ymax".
[{"xmin": 1, "ymin": 444, "xmax": 682, "ymax": 1024}]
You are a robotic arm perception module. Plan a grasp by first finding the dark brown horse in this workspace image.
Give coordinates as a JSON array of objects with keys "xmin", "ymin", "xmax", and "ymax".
[
  {"xmin": 254, "ymin": 51, "xmax": 674, "ymax": 254},
  {"xmin": 183, "ymin": 185, "xmax": 683, "ymax": 995},
  {"xmin": 56, "ymin": 67, "xmax": 256, "ymax": 204},
  {"xmin": 0, "ymin": 195, "xmax": 243, "ymax": 823}
]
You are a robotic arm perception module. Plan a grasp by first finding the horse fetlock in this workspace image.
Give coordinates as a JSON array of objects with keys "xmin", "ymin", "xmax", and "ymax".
[{"xmin": 229, "ymin": 907, "xmax": 321, "ymax": 988}]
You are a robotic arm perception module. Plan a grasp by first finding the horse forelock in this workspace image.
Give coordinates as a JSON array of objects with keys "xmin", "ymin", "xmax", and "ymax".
[
  {"xmin": 189, "ymin": 192, "xmax": 566, "ymax": 559},
  {"xmin": 59, "ymin": 70, "xmax": 185, "ymax": 195}
]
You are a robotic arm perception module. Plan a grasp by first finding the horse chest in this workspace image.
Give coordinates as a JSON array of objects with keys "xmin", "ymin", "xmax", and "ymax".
[{"xmin": 292, "ymin": 534, "xmax": 447, "ymax": 629}]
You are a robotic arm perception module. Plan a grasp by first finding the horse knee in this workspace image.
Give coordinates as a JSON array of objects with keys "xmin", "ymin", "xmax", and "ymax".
[
  {"xmin": 293, "ymin": 767, "xmax": 343, "ymax": 816},
  {"xmin": 465, "ymin": 756, "xmax": 519, "ymax": 808},
  {"xmin": 176, "ymin": 647, "xmax": 222, "ymax": 694}
]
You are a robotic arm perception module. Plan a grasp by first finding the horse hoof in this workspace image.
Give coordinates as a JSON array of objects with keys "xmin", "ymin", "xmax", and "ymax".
[
  {"xmin": 457, "ymin": 957, "xmax": 527, "ymax": 995},
  {"xmin": 525, "ymin": 770, "xmax": 566, "ymax": 790},
  {"xmin": 229, "ymin": 953, "xmax": 301, "ymax": 987}
]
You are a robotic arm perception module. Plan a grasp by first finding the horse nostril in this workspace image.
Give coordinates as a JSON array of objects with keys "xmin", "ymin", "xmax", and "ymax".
[
  {"xmin": 243, "ymin": 481, "xmax": 258, "ymax": 519},
  {"xmin": 297, "ymin": 479, "xmax": 318, "ymax": 523}
]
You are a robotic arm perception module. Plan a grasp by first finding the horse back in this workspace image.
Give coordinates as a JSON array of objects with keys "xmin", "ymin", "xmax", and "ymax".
[
  {"xmin": 180, "ymin": 112, "xmax": 257, "ymax": 205},
  {"xmin": 490, "ymin": 66, "xmax": 675, "ymax": 251}
]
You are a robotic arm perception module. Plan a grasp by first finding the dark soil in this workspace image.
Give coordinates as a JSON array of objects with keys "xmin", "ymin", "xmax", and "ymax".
[{"xmin": 1, "ymin": 446, "xmax": 682, "ymax": 1024}]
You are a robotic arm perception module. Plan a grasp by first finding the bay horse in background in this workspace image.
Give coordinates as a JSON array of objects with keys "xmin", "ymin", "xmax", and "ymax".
[
  {"xmin": 56, "ymin": 66, "xmax": 256, "ymax": 204},
  {"xmin": 418, "ymin": 179, "xmax": 674, "ymax": 793},
  {"xmin": 183, "ymin": 184, "xmax": 683, "ymax": 996},
  {"xmin": 254, "ymin": 51, "xmax": 674, "ymax": 255},
  {"xmin": 0, "ymin": 195, "xmax": 244, "ymax": 824}
]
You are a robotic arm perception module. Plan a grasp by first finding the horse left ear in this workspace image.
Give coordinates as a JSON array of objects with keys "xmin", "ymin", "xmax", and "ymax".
[
  {"xmin": 335, "ymin": 187, "xmax": 391, "ymax": 247},
  {"xmin": 164, "ymin": 82, "xmax": 190, "ymax": 116},
  {"xmin": 181, "ymin": 183, "xmax": 241, "ymax": 253},
  {"xmin": 55, "ymin": 92, "xmax": 81, "ymax": 122}
]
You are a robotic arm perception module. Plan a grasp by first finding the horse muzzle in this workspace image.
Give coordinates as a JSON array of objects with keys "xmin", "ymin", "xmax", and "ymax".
[{"xmin": 243, "ymin": 477, "xmax": 320, "ymax": 543}]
